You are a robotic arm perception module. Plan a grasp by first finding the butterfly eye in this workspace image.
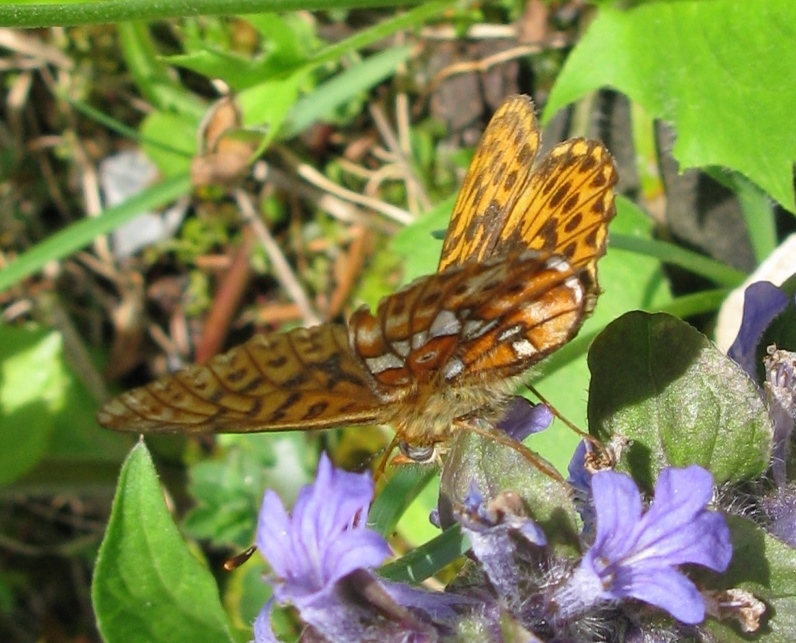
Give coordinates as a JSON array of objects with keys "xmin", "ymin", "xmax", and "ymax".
[{"xmin": 398, "ymin": 441, "xmax": 436, "ymax": 463}]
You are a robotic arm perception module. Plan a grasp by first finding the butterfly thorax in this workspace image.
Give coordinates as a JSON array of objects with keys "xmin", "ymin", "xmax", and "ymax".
[{"xmin": 381, "ymin": 372, "xmax": 517, "ymax": 456}]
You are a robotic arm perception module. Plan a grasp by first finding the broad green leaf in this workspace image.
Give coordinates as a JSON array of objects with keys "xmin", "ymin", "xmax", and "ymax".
[
  {"xmin": 588, "ymin": 312, "xmax": 772, "ymax": 489},
  {"xmin": 703, "ymin": 515, "xmax": 796, "ymax": 642},
  {"xmin": 0, "ymin": 327, "xmax": 65, "ymax": 484},
  {"xmin": 238, "ymin": 73, "xmax": 305, "ymax": 150},
  {"xmin": 139, "ymin": 111, "xmax": 197, "ymax": 178},
  {"xmin": 390, "ymin": 194, "xmax": 455, "ymax": 283},
  {"xmin": 92, "ymin": 442, "xmax": 234, "ymax": 643},
  {"xmin": 546, "ymin": 1, "xmax": 796, "ymax": 212},
  {"xmin": 183, "ymin": 433, "xmax": 312, "ymax": 549}
]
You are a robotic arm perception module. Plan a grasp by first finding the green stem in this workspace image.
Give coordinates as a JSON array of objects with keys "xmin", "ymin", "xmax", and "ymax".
[{"xmin": 0, "ymin": 0, "xmax": 426, "ymax": 28}]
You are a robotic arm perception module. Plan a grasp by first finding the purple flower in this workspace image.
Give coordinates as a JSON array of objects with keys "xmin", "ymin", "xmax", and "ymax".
[
  {"xmin": 724, "ymin": 281, "xmax": 796, "ymax": 488},
  {"xmin": 764, "ymin": 346, "xmax": 796, "ymax": 487},
  {"xmin": 566, "ymin": 440, "xmax": 596, "ymax": 537},
  {"xmin": 456, "ymin": 483, "xmax": 548, "ymax": 606},
  {"xmin": 496, "ymin": 398, "xmax": 554, "ymax": 442},
  {"xmin": 453, "ymin": 483, "xmax": 549, "ymax": 635},
  {"xmin": 727, "ymin": 281, "xmax": 790, "ymax": 379},
  {"xmin": 554, "ymin": 466, "xmax": 732, "ymax": 625},
  {"xmin": 254, "ymin": 453, "xmax": 467, "ymax": 642}
]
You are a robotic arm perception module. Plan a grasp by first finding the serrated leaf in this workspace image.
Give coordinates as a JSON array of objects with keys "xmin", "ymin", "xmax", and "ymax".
[
  {"xmin": 546, "ymin": 1, "xmax": 796, "ymax": 212},
  {"xmin": 588, "ymin": 312, "xmax": 772, "ymax": 489},
  {"xmin": 92, "ymin": 442, "xmax": 234, "ymax": 643}
]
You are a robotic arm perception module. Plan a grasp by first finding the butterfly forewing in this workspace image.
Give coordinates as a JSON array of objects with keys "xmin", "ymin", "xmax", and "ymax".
[
  {"xmin": 97, "ymin": 324, "xmax": 383, "ymax": 434},
  {"xmin": 505, "ymin": 139, "xmax": 617, "ymax": 311},
  {"xmin": 437, "ymin": 96, "xmax": 617, "ymax": 299},
  {"xmin": 438, "ymin": 96, "xmax": 541, "ymax": 272}
]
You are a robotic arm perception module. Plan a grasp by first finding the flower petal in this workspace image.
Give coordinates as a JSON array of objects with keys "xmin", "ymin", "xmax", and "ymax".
[
  {"xmin": 591, "ymin": 470, "xmax": 643, "ymax": 560},
  {"xmin": 497, "ymin": 398, "xmax": 553, "ymax": 442},
  {"xmin": 253, "ymin": 598, "xmax": 281, "ymax": 643},
  {"xmin": 256, "ymin": 490, "xmax": 295, "ymax": 579},
  {"xmin": 616, "ymin": 566, "xmax": 705, "ymax": 624},
  {"xmin": 728, "ymin": 281, "xmax": 789, "ymax": 379}
]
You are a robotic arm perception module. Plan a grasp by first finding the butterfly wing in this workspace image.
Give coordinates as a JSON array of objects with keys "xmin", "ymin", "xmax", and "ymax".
[
  {"xmin": 438, "ymin": 95, "xmax": 540, "ymax": 271},
  {"xmin": 350, "ymin": 252, "xmax": 586, "ymax": 393},
  {"xmin": 97, "ymin": 324, "xmax": 383, "ymax": 434},
  {"xmin": 438, "ymin": 95, "xmax": 617, "ymax": 314}
]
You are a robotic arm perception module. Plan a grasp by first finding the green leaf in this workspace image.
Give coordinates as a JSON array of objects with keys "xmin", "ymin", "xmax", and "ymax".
[
  {"xmin": 139, "ymin": 111, "xmax": 197, "ymax": 178},
  {"xmin": 118, "ymin": 22, "xmax": 206, "ymax": 121},
  {"xmin": 703, "ymin": 515, "xmax": 796, "ymax": 642},
  {"xmin": 92, "ymin": 442, "xmax": 234, "ymax": 643},
  {"xmin": 369, "ymin": 464, "xmax": 437, "ymax": 537},
  {"xmin": 0, "ymin": 327, "xmax": 65, "ymax": 485},
  {"xmin": 165, "ymin": 49, "xmax": 280, "ymax": 93},
  {"xmin": 282, "ymin": 45, "xmax": 414, "ymax": 138},
  {"xmin": 391, "ymin": 195, "xmax": 455, "ymax": 283},
  {"xmin": 379, "ymin": 524, "xmax": 468, "ymax": 584},
  {"xmin": 546, "ymin": 1, "xmax": 796, "ymax": 212},
  {"xmin": 183, "ymin": 434, "xmax": 312, "ymax": 549},
  {"xmin": 238, "ymin": 73, "xmax": 305, "ymax": 150},
  {"xmin": 588, "ymin": 312, "xmax": 772, "ymax": 489}
]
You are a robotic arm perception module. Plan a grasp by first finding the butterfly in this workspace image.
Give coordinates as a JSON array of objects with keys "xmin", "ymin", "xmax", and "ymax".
[{"xmin": 97, "ymin": 95, "xmax": 617, "ymax": 463}]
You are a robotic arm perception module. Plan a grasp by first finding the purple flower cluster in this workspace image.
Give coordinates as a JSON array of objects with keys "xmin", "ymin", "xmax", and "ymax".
[{"xmin": 254, "ymin": 446, "xmax": 733, "ymax": 642}]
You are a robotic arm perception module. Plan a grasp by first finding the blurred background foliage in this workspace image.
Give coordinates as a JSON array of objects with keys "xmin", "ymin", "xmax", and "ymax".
[{"xmin": 0, "ymin": 0, "xmax": 794, "ymax": 641}]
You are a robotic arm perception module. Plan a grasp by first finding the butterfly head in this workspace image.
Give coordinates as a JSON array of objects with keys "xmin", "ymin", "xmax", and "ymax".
[{"xmin": 396, "ymin": 439, "xmax": 438, "ymax": 464}]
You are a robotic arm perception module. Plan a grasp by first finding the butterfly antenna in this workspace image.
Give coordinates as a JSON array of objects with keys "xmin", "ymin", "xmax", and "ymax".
[
  {"xmin": 527, "ymin": 384, "xmax": 606, "ymax": 454},
  {"xmin": 459, "ymin": 421, "xmax": 564, "ymax": 483}
]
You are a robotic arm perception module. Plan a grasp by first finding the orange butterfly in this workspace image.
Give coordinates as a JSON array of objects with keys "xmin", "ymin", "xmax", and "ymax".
[{"xmin": 98, "ymin": 95, "xmax": 617, "ymax": 462}]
